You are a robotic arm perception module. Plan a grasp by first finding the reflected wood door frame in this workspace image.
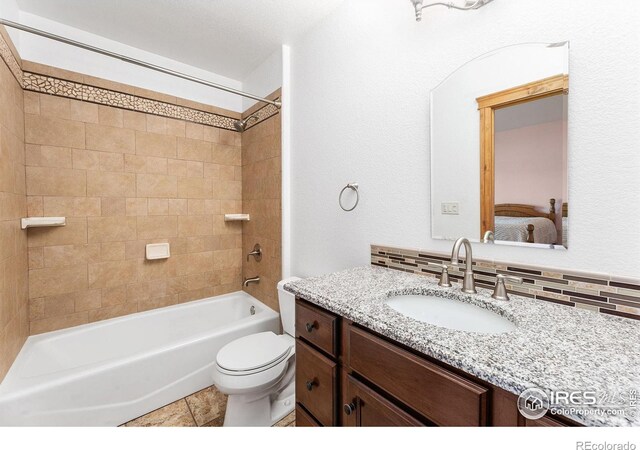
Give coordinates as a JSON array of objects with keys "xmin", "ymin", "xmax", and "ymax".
[{"xmin": 476, "ymin": 74, "xmax": 569, "ymax": 237}]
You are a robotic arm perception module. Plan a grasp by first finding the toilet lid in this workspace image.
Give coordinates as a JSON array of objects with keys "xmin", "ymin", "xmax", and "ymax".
[{"xmin": 216, "ymin": 331, "xmax": 292, "ymax": 373}]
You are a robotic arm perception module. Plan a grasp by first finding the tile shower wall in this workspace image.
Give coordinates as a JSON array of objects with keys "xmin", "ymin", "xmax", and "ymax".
[
  {"xmin": 23, "ymin": 66, "xmax": 245, "ymax": 334},
  {"xmin": 242, "ymin": 92, "xmax": 282, "ymax": 311},
  {"xmin": 372, "ymin": 244, "xmax": 640, "ymax": 321},
  {"xmin": 0, "ymin": 27, "xmax": 28, "ymax": 380}
]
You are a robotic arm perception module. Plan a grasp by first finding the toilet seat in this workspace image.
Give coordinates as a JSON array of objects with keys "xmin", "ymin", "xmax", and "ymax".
[{"xmin": 216, "ymin": 332, "xmax": 293, "ymax": 376}]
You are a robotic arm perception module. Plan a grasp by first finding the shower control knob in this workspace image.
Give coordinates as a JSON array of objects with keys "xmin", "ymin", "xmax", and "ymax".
[
  {"xmin": 344, "ymin": 402, "xmax": 356, "ymax": 416},
  {"xmin": 305, "ymin": 322, "xmax": 317, "ymax": 333}
]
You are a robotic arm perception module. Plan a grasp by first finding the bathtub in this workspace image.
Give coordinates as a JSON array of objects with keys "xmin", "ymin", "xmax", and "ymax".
[{"xmin": 0, "ymin": 291, "xmax": 280, "ymax": 426}]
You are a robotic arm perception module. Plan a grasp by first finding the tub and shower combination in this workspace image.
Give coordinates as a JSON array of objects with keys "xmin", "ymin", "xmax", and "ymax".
[{"xmin": 0, "ymin": 291, "xmax": 280, "ymax": 426}]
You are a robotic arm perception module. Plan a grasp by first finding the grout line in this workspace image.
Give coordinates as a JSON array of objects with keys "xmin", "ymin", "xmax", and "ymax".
[{"xmin": 183, "ymin": 397, "xmax": 199, "ymax": 427}]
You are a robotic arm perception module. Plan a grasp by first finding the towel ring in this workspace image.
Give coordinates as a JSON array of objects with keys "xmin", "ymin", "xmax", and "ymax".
[{"xmin": 339, "ymin": 183, "xmax": 359, "ymax": 212}]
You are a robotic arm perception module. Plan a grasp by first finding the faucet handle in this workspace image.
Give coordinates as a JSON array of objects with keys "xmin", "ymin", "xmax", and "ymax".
[
  {"xmin": 492, "ymin": 274, "xmax": 523, "ymax": 301},
  {"xmin": 496, "ymin": 274, "xmax": 523, "ymax": 284},
  {"xmin": 426, "ymin": 262, "xmax": 453, "ymax": 288}
]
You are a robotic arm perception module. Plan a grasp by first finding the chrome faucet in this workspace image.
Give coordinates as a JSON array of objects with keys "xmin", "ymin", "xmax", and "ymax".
[
  {"xmin": 243, "ymin": 276, "xmax": 260, "ymax": 287},
  {"xmin": 482, "ymin": 230, "xmax": 495, "ymax": 244},
  {"xmin": 451, "ymin": 237, "xmax": 476, "ymax": 294}
]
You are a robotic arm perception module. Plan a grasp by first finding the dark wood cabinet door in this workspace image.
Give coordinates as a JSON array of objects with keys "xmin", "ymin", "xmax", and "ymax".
[
  {"xmin": 295, "ymin": 339, "xmax": 337, "ymax": 426},
  {"xmin": 295, "ymin": 404, "xmax": 321, "ymax": 427},
  {"xmin": 295, "ymin": 299, "xmax": 338, "ymax": 357},
  {"xmin": 343, "ymin": 375, "xmax": 426, "ymax": 427},
  {"xmin": 348, "ymin": 325, "xmax": 488, "ymax": 426}
]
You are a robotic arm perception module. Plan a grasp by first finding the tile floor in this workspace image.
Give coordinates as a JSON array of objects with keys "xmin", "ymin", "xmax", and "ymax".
[{"xmin": 121, "ymin": 385, "xmax": 295, "ymax": 427}]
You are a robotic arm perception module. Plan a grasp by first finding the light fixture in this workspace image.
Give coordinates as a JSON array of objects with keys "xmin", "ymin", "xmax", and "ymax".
[{"xmin": 410, "ymin": 0, "xmax": 494, "ymax": 22}]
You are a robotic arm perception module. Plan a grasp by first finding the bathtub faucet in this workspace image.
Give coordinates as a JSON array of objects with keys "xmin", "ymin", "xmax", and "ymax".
[{"xmin": 243, "ymin": 276, "xmax": 260, "ymax": 287}]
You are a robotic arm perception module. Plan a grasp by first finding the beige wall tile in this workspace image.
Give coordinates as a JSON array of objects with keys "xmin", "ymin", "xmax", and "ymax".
[
  {"xmin": 126, "ymin": 198, "xmax": 148, "ymax": 216},
  {"xmin": 87, "ymin": 171, "xmax": 136, "ymax": 197},
  {"xmin": 43, "ymin": 244, "xmax": 100, "ymax": 268},
  {"xmin": 88, "ymin": 303, "xmax": 138, "ymax": 323},
  {"xmin": 178, "ymin": 178, "xmax": 212, "ymax": 199},
  {"xmin": 147, "ymin": 198, "xmax": 169, "ymax": 215},
  {"xmin": 177, "ymin": 138, "xmax": 211, "ymax": 162},
  {"xmin": 25, "ymin": 145, "xmax": 73, "ymax": 168},
  {"xmin": 26, "ymin": 166, "xmax": 86, "ymax": 197},
  {"xmin": 185, "ymin": 122, "xmax": 204, "ymax": 140},
  {"xmin": 30, "ymin": 312, "xmax": 88, "ymax": 335},
  {"xmin": 136, "ymin": 173, "xmax": 178, "ymax": 198},
  {"xmin": 178, "ymin": 215, "xmax": 213, "ymax": 237},
  {"xmin": 72, "ymin": 149, "xmax": 100, "ymax": 170},
  {"xmin": 137, "ymin": 216, "xmax": 178, "ymax": 239},
  {"xmin": 39, "ymin": 95, "xmax": 71, "ymax": 120},
  {"xmin": 168, "ymin": 198, "xmax": 188, "ymax": 215},
  {"xmin": 99, "ymin": 152, "xmax": 125, "ymax": 173},
  {"xmin": 23, "ymin": 91, "xmax": 40, "ymax": 115},
  {"xmin": 101, "ymin": 197, "xmax": 126, "ymax": 216},
  {"xmin": 98, "ymin": 106, "xmax": 123, "ymax": 127},
  {"xmin": 27, "ymin": 217, "xmax": 87, "ymax": 248},
  {"xmin": 166, "ymin": 119, "xmax": 186, "ymax": 137},
  {"xmin": 88, "ymin": 259, "xmax": 137, "ymax": 289},
  {"xmin": 70, "ymin": 100, "xmax": 99, "ymax": 123},
  {"xmin": 88, "ymin": 216, "xmax": 137, "ymax": 243},
  {"xmin": 25, "ymin": 114, "xmax": 85, "ymax": 148},
  {"xmin": 135, "ymin": 131, "xmax": 176, "ymax": 158},
  {"xmin": 86, "ymin": 123, "xmax": 135, "ymax": 154},
  {"xmin": 74, "ymin": 197, "xmax": 101, "ymax": 216},
  {"xmin": 123, "ymin": 110, "xmax": 146, "ymax": 131},
  {"xmin": 29, "ymin": 265, "xmax": 88, "ymax": 298}
]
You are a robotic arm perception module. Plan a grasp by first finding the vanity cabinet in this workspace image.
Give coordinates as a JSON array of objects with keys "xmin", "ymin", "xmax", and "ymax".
[{"xmin": 295, "ymin": 298, "xmax": 577, "ymax": 427}]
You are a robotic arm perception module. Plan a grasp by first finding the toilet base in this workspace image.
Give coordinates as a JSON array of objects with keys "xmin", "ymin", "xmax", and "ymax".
[{"xmin": 222, "ymin": 379, "xmax": 295, "ymax": 427}]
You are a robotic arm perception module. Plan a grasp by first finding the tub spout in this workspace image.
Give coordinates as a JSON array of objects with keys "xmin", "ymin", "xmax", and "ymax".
[{"xmin": 243, "ymin": 276, "xmax": 260, "ymax": 287}]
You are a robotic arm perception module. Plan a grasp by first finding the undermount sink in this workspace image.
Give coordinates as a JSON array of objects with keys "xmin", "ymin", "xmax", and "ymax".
[{"xmin": 385, "ymin": 295, "xmax": 516, "ymax": 334}]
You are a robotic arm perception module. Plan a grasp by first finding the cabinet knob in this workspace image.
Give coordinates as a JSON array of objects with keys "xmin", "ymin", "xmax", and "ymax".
[
  {"xmin": 305, "ymin": 322, "xmax": 317, "ymax": 332},
  {"xmin": 306, "ymin": 380, "xmax": 316, "ymax": 391},
  {"xmin": 343, "ymin": 402, "xmax": 356, "ymax": 416}
]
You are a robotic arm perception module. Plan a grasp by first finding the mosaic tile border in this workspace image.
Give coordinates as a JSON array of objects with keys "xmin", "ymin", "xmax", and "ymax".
[
  {"xmin": 371, "ymin": 244, "xmax": 640, "ymax": 321},
  {"xmin": 0, "ymin": 27, "xmax": 24, "ymax": 86},
  {"xmin": 23, "ymin": 72, "xmax": 243, "ymax": 131},
  {"xmin": 0, "ymin": 26, "xmax": 279, "ymax": 131},
  {"xmin": 243, "ymin": 101, "xmax": 280, "ymax": 132}
]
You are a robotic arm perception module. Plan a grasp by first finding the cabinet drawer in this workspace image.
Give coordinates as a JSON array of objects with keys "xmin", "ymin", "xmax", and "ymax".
[
  {"xmin": 296, "ymin": 299, "xmax": 338, "ymax": 357},
  {"xmin": 295, "ymin": 404, "xmax": 321, "ymax": 427},
  {"xmin": 344, "ymin": 375, "xmax": 426, "ymax": 427},
  {"xmin": 348, "ymin": 325, "xmax": 488, "ymax": 426},
  {"xmin": 295, "ymin": 339, "xmax": 337, "ymax": 426}
]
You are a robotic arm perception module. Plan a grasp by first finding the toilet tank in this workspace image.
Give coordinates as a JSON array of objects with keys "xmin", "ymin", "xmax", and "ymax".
[{"xmin": 277, "ymin": 277, "xmax": 300, "ymax": 337}]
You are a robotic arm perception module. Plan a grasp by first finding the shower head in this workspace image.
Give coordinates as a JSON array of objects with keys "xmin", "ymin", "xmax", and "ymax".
[{"xmin": 233, "ymin": 114, "xmax": 259, "ymax": 132}]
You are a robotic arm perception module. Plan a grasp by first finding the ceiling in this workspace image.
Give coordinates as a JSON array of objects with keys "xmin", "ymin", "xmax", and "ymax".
[
  {"xmin": 495, "ymin": 94, "xmax": 567, "ymax": 132},
  {"xmin": 15, "ymin": 0, "xmax": 344, "ymax": 80}
]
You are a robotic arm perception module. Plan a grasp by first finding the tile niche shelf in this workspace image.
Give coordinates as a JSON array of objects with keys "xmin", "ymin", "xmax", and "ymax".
[
  {"xmin": 224, "ymin": 214, "xmax": 250, "ymax": 222},
  {"xmin": 21, "ymin": 217, "xmax": 66, "ymax": 230}
]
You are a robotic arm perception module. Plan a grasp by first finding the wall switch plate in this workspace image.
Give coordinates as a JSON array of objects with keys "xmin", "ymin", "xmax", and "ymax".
[{"xmin": 441, "ymin": 202, "xmax": 460, "ymax": 215}]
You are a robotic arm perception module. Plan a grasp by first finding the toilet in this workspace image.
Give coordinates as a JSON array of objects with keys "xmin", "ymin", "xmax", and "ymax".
[{"xmin": 213, "ymin": 277, "xmax": 300, "ymax": 426}]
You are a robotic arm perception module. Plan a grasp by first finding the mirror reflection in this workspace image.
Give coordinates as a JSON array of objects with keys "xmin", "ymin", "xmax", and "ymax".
[{"xmin": 430, "ymin": 43, "xmax": 569, "ymax": 249}]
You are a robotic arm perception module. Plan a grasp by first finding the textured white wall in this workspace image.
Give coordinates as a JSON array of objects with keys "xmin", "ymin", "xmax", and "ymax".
[
  {"xmin": 241, "ymin": 48, "xmax": 283, "ymax": 111},
  {"xmin": 14, "ymin": 12, "xmax": 244, "ymax": 111},
  {"xmin": 289, "ymin": 0, "xmax": 640, "ymax": 278}
]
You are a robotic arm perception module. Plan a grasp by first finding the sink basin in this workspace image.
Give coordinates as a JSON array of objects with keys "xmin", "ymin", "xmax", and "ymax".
[{"xmin": 385, "ymin": 295, "xmax": 516, "ymax": 334}]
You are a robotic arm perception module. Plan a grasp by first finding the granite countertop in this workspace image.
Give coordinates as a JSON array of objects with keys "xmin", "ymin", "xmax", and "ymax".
[{"xmin": 285, "ymin": 266, "xmax": 640, "ymax": 427}]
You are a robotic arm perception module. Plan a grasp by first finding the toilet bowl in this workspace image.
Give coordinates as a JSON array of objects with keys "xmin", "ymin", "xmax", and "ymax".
[{"xmin": 213, "ymin": 277, "xmax": 300, "ymax": 426}]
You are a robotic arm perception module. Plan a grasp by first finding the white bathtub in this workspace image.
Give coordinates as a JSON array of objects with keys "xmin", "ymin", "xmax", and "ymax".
[{"xmin": 0, "ymin": 291, "xmax": 280, "ymax": 426}]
